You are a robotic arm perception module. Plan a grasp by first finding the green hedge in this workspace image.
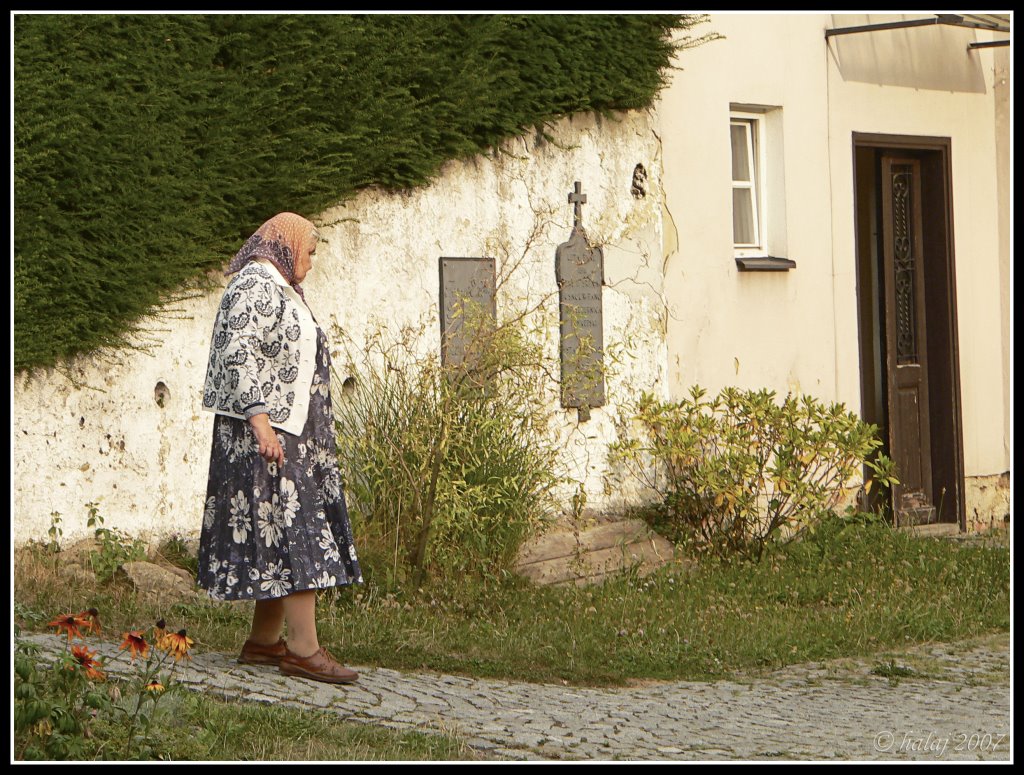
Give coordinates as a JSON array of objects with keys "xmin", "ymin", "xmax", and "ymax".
[{"xmin": 15, "ymin": 14, "xmax": 711, "ymax": 372}]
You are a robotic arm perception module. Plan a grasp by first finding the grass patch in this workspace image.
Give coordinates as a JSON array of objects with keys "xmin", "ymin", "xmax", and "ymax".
[
  {"xmin": 15, "ymin": 519, "xmax": 1010, "ymax": 690},
  {"xmin": 14, "ymin": 679, "xmax": 473, "ymax": 761},
  {"xmin": 151, "ymin": 534, "xmax": 200, "ymax": 578}
]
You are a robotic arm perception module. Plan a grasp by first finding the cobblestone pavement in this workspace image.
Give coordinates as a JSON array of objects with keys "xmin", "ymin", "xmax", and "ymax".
[{"xmin": 20, "ymin": 632, "xmax": 1011, "ymax": 761}]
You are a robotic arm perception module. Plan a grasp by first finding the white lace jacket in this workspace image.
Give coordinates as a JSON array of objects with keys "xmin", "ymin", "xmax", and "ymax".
[{"xmin": 202, "ymin": 259, "xmax": 318, "ymax": 436}]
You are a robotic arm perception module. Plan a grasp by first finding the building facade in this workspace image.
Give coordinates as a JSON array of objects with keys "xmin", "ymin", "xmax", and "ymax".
[
  {"xmin": 13, "ymin": 13, "xmax": 1009, "ymax": 545},
  {"xmin": 658, "ymin": 13, "xmax": 1010, "ymax": 531}
]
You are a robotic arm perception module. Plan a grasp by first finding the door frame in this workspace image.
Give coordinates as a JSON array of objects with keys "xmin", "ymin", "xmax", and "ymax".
[{"xmin": 852, "ymin": 132, "xmax": 966, "ymax": 531}]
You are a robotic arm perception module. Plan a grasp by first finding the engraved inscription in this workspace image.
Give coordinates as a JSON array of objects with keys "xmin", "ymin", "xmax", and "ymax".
[{"xmin": 556, "ymin": 184, "xmax": 605, "ymax": 410}]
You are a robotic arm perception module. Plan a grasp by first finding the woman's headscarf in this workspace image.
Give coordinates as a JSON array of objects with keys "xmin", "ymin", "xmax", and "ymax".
[{"xmin": 226, "ymin": 212, "xmax": 319, "ymax": 301}]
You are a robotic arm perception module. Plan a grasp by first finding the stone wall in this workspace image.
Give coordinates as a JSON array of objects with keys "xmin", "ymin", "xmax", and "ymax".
[
  {"xmin": 13, "ymin": 110, "xmax": 668, "ymax": 546},
  {"xmin": 965, "ymin": 473, "xmax": 1011, "ymax": 534}
]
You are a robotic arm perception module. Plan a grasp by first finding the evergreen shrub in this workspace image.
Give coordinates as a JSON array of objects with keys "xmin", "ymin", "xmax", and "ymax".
[{"xmin": 15, "ymin": 14, "xmax": 716, "ymax": 371}]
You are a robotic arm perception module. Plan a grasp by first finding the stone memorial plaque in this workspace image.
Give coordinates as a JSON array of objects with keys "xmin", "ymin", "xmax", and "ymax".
[
  {"xmin": 556, "ymin": 182, "xmax": 605, "ymax": 412},
  {"xmin": 439, "ymin": 256, "xmax": 496, "ymax": 370}
]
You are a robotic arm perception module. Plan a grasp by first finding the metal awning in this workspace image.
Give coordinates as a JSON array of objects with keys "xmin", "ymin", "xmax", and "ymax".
[
  {"xmin": 960, "ymin": 13, "xmax": 1011, "ymax": 32},
  {"xmin": 825, "ymin": 13, "xmax": 1010, "ymax": 49}
]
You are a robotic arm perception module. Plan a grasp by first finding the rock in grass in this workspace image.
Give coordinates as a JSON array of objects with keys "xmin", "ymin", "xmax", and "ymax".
[
  {"xmin": 60, "ymin": 561, "xmax": 98, "ymax": 586},
  {"xmin": 59, "ymin": 537, "xmax": 101, "ymax": 565},
  {"xmin": 118, "ymin": 561, "xmax": 200, "ymax": 603}
]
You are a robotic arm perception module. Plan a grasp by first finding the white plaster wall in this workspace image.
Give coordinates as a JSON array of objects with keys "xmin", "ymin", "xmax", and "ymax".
[
  {"xmin": 657, "ymin": 13, "xmax": 1009, "ymax": 507},
  {"xmin": 658, "ymin": 13, "xmax": 839, "ymax": 403},
  {"xmin": 994, "ymin": 46, "xmax": 1010, "ymax": 475},
  {"xmin": 13, "ymin": 110, "xmax": 667, "ymax": 546},
  {"xmin": 15, "ymin": 16, "xmax": 1008, "ymax": 545}
]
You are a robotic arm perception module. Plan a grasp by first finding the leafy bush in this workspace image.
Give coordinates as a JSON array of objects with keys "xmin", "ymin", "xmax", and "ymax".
[
  {"xmin": 333, "ymin": 299, "xmax": 568, "ymax": 585},
  {"xmin": 608, "ymin": 386, "xmax": 898, "ymax": 561}
]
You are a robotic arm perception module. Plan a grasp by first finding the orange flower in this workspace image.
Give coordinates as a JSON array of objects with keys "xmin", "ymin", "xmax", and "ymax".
[
  {"xmin": 144, "ymin": 680, "xmax": 165, "ymax": 693},
  {"xmin": 70, "ymin": 645, "xmax": 106, "ymax": 681},
  {"xmin": 161, "ymin": 629, "xmax": 194, "ymax": 662},
  {"xmin": 48, "ymin": 612, "xmax": 89, "ymax": 642},
  {"xmin": 153, "ymin": 619, "xmax": 168, "ymax": 646},
  {"xmin": 119, "ymin": 631, "xmax": 149, "ymax": 663},
  {"xmin": 78, "ymin": 608, "xmax": 102, "ymax": 636}
]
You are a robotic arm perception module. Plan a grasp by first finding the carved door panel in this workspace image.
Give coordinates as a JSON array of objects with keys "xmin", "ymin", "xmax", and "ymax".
[{"xmin": 880, "ymin": 156, "xmax": 936, "ymax": 525}]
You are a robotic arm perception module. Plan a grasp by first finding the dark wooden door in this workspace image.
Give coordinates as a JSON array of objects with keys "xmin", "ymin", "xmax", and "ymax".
[{"xmin": 880, "ymin": 156, "xmax": 936, "ymax": 525}]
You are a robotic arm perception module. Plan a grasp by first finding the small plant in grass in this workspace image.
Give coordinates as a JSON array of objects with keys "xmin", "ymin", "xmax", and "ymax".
[
  {"xmin": 46, "ymin": 511, "xmax": 64, "ymax": 553},
  {"xmin": 871, "ymin": 659, "xmax": 916, "ymax": 686},
  {"xmin": 15, "ymin": 607, "xmax": 194, "ymax": 761},
  {"xmin": 155, "ymin": 534, "xmax": 199, "ymax": 578},
  {"xmin": 85, "ymin": 501, "xmax": 147, "ymax": 583},
  {"xmin": 608, "ymin": 386, "xmax": 899, "ymax": 561}
]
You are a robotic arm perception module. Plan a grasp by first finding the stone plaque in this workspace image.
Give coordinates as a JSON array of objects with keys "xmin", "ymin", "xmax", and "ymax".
[
  {"xmin": 439, "ymin": 256, "xmax": 496, "ymax": 370},
  {"xmin": 556, "ymin": 182, "xmax": 605, "ymax": 411}
]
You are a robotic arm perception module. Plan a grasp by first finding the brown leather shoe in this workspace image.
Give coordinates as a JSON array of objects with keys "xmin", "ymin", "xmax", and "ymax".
[
  {"xmin": 238, "ymin": 638, "xmax": 288, "ymax": 666},
  {"xmin": 279, "ymin": 647, "xmax": 359, "ymax": 684}
]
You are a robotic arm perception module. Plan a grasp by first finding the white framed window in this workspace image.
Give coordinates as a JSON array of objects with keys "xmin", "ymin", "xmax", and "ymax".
[{"xmin": 731, "ymin": 111, "xmax": 767, "ymax": 255}]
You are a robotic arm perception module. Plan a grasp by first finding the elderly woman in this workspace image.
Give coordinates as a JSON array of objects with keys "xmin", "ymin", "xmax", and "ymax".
[{"xmin": 198, "ymin": 212, "xmax": 362, "ymax": 685}]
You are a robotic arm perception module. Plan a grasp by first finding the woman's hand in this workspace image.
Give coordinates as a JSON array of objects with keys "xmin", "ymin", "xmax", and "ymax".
[{"xmin": 249, "ymin": 414, "xmax": 285, "ymax": 466}]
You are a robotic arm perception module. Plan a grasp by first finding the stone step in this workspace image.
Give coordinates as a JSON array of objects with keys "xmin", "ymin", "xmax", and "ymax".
[
  {"xmin": 516, "ymin": 518, "xmax": 652, "ymax": 566},
  {"xmin": 515, "ymin": 518, "xmax": 677, "ymax": 587},
  {"xmin": 898, "ymin": 522, "xmax": 961, "ymax": 538}
]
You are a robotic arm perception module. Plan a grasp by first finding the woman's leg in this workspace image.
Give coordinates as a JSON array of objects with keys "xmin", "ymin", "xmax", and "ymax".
[
  {"xmin": 276, "ymin": 589, "xmax": 358, "ymax": 683},
  {"xmin": 248, "ymin": 598, "xmax": 286, "ymax": 645},
  {"xmin": 281, "ymin": 590, "xmax": 320, "ymax": 657}
]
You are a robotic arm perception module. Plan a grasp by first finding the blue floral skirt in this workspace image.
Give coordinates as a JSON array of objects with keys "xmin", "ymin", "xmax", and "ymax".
[{"xmin": 198, "ymin": 328, "xmax": 362, "ymax": 601}]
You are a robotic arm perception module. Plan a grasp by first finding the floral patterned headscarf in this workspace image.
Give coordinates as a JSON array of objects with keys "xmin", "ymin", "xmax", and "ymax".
[{"xmin": 225, "ymin": 212, "xmax": 319, "ymax": 301}]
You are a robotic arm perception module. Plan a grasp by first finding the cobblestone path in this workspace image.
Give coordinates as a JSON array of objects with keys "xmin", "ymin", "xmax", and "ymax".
[{"xmin": 20, "ymin": 632, "xmax": 1011, "ymax": 761}]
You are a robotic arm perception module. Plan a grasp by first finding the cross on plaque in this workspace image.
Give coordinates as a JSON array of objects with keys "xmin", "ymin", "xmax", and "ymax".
[
  {"xmin": 556, "ymin": 181, "xmax": 605, "ymax": 419},
  {"xmin": 568, "ymin": 181, "xmax": 587, "ymax": 228}
]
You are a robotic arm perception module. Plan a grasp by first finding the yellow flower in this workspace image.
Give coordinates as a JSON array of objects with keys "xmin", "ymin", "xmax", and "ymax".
[
  {"xmin": 153, "ymin": 619, "xmax": 169, "ymax": 648},
  {"xmin": 161, "ymin": 629, "xmax": 194, "ymax": 662},
  {"xmin": 144, "ymin": 680, "xmax": 165, "ymax": 693}
]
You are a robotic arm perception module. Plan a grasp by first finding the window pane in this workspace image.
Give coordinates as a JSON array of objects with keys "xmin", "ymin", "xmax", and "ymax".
[
  {"xmin": 733, "ymin": 187, "xmax": 756, "ymax": 245},
  {"xmin": 731, "ymin": 124, "xmax": 750, "ymax": 182}
]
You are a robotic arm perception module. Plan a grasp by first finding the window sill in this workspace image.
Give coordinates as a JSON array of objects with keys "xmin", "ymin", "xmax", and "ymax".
[{"xmin": 735, "ymin": 255, "xmax": 796, "ymax": 272}]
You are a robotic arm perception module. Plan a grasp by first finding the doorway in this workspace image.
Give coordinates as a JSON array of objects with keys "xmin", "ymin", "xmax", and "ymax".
[{"xmin": 853, "ymin": 134, "xmax": 965, "ymax": 529}]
